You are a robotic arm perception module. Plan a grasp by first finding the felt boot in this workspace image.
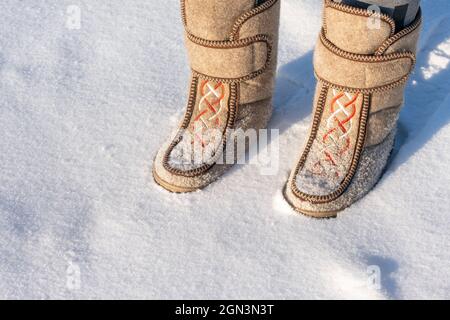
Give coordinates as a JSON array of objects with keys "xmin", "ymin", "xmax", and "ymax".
[
  {"xmin": 284, "ymin": 0, "xmax": 421, "ymax": 217},
  {"xmin": 153, "ymin": 0, "xmax": 280, "ymax": 193}
]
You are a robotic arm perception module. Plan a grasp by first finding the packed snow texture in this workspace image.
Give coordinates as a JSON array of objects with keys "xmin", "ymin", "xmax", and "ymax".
[{"xmin": 1, "ymin": 0, "xmax": 449, "ymax": 299}]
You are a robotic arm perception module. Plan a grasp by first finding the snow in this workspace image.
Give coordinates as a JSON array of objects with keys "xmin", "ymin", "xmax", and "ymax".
[{"xmin": 1, "ymin": 0, "xmax": 449, "ymax": 299}]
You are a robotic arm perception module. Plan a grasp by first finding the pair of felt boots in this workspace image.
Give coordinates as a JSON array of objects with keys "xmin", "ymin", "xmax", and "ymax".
[{"xmin": 153, "ymin": 0, "xmax": 422, "ymax": 218}]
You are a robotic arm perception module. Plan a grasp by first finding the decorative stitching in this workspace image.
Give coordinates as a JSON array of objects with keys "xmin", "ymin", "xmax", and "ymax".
[
  {"xmin": 230, "ymin": 0, "xmax": 279, "ymax": 40},
  {"xmin": 316, "ymin": 29, "xmax": 416, "ymax": 93},
  {"xmin": 319, "ymin": 30, "xmax": 415, "ymax": 64},
  {"xmin": 322, "ymin": 0, "xmax": 422, "ymax": 57},
  {"xmin": 181, "ymin": 0, "xmax": 274, "ymax": 83},
  {"xmin": 291, "ymin": 85, "xmax": 370, "ymax": 204},
  {"xmin": 323, "ymin": 0, "xmax": 396, "ymax": 36},
  {"xmin": 180, "ymin": 0, "xmax": 188, "ymax": 28},
  {"xmin": 187, "ymin": 34, "xmax": 273, "ymax": 84},
  {"xmin": 376, "ymin": 9, "xmax": 422, "ymax": 55},
  {"xmin": 311, "ymin": 90, "xmax": 360, "ymax": 180}
]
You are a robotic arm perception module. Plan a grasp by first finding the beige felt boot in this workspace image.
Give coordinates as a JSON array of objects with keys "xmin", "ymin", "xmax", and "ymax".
[
  {"xmin": 284, "ymin": 0, "xmax": 422, "ymax": 218},
  {"xmin": 153, "ymin": 0, "xmax": 280, "ymax": 193}
]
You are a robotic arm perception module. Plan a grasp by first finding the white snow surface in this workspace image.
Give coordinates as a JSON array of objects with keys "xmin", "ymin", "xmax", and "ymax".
[{"xmin": 1, "ymin": 0, "xmax": 450, "ymax": 299}]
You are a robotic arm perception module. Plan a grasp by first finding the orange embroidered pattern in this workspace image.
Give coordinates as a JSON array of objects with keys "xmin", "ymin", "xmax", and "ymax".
[
  {"xmin": 192, "ymin": 80, "xmax": 226, "ymax": 147},
  {"xmin": 313, "ymin": 90, "xmax": 360, "ymax": 176}
]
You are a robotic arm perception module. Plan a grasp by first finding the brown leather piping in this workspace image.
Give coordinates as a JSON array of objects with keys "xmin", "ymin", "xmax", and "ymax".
[
  {"xmin": 291, "ymin": 87, "xmax": 371, "ymax": 204},
  {"xmin": 180, "ymin": 0, "xmax": 188, "ymax": 27},
  {"xmin": 230, "ymin": 0, "xmax": 279, "ymax": 40},
  {"xmin": 283, "ymin": 184, "xmax": 339, "ymax": 219},
  {"xmin": 187, "ymin": 33, "xmax": 273, "ymax": 84},
  {"xmin": 376, "ymin": 9, "xmax": 422, "ymax": 55},
  {"xmin": 323, "ymin": 0, "xmax": 396, "ymax": 36},
  {"xmin": 181, "ymin": 0, "xmax": 275, "ymax": 84},
  {"xmin": 181, "ymin": 0, "xmax": 279, "ymax": 40},
  {"xmin": 316, "ymin": 30, "xmax": 416, "ymax": 94},
  {"xmin": 323, "ymin": 0, "xmax": 422, "ymax": 57}
]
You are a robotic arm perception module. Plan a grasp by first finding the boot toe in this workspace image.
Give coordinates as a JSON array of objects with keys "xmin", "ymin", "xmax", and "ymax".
[
  {"xmin": 284, "ymin": 131, "xmax": 395, "ymax": 218},
  {"xmin": 152, "ymin": 142, "xmax": 227, "ymax": 193}
]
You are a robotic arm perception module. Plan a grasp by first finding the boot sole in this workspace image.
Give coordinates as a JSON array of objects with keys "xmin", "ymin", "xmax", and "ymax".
[
  {"xmin": 152, "ymin": 167, "xmax": 202, "ymax": 193},
  {"xmin": 282, "ymin": 184, "xmax": 340, "ymax": 219}
]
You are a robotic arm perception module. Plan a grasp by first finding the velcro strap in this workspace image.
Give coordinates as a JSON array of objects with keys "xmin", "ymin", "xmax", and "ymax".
[
  {"xmin": 314, "ymin": 35, "xmax": 414, "ymax": 92},
  {"xmin": 186, "ymin": 34, "xmax": 270, "ymax": 81}
]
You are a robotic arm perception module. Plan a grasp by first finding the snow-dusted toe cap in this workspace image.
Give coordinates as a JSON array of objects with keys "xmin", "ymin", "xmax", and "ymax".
[{"xmin": 284, "ymin": 0, "xmax": 421, "ymax": 216}]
